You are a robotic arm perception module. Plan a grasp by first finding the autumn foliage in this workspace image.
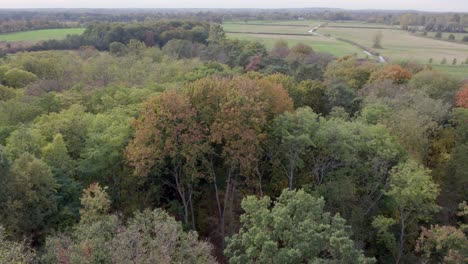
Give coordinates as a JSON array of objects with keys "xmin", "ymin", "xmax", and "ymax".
[
  {"xmin": 455, "ymin": 83, "xmax": 468, "ymax": 108},
  {"xmin": 370, "ymin": 64, "xmax": 413, "ymax": 84}
]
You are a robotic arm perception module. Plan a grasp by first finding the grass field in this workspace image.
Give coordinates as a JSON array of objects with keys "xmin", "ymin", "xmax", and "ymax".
[
  {"xmin": 316, "ymin": 27, "xmax": 468, "ymax": 65},
  {"xmin": 0, "ymin": 28, "xmax": 85, "ymax": 42},
  {"xmin": 224, "ymin": 22, "xmax": 365, "ymax": 58},
  {"xmin": 227, "ymin": 33, "xmax": 364, "ymax": 58}
]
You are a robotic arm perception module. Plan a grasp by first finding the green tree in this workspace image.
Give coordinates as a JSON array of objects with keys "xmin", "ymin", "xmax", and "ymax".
[
  {"xmin": 3, "ymin": 68, "xmax": 37, "ymax": 88},
  {"xmin": 373, "ymin": 160, "xmax": 440, "ymax": 264},
  {"xmin": 225, "ymin": 189, "xmax": 375, "ymax": 264},
  {"xmin": 1, "ymin": 153, "xmax": 57, "ymax": 239},
  {"xmin": 5, "ymin": 125, "xmax": 44, "ymax": 160},
  {"xmin": 41, "ymin": 133, "xmax": 74, "ymax": 176},
  {"xmin": 42, "ymin": 183, "xmax": 118, "ymax": 264},
  {"xmin": 270, "ymin": 107, "xmax": 319, "ymax": 190},
  {"xmin": 208, "ymin": 24, "xmax": 226, "ymax": 43},
  {"xmin": 109, "ymin": 41, "xmax": 128, "ymax": 57}
]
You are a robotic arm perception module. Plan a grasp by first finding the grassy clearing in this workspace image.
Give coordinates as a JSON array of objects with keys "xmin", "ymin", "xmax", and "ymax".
[
  {"xmin": 317, "ymin": 27, "xmax": 468, "ymax": 65},
  {"xmin": 0, "ymin": 28, "xmax": 85, "ymax": 42}
]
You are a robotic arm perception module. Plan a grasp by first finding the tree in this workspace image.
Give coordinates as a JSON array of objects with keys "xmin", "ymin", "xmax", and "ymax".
[
  {"xmin": 1, "ymin": 153, "xmax": 58, "ymax": 240},
  {"xmin": 126, "ymin": 90, "xmax": 209, "ymax": 228},
  {"xmin": 409, "ymin": 69, "xmax": 460, "ymax": 103},
  {"xmin": 3, "ymin": 68, "xmax": 37, "ymax": 88},
  {"xmin": 455, "ymin": 84, "xmax": 468, "ymax": 108},
  {"xmin": 0, "ymin": 226, "xmax": 36, "ymax": 264},
  {"xmin": 43, "ymin": 184, "xmax": 217, "ymax": 264},
  {"xmin": 369, "ymin": 65, "xmax": 412, "ymax": 85},
  {"xmin": 41, "ymin": 133, "xmax": 74, "ymax": 176},
  {"xmin": 162, "ymin": 39, "xmax": 196, "ymax": 59},
  {"xmin": 416, "ymin": 225, "xmax": 467, "ymax": 264},
  {"xmin": 42, "ymin": 183, "xmax": 119, "ymax": 264},
  {"xmin": 111, "ymin": 209, "xmax": 218, "ymax": 263},
  {"xmin": 452, "ymin": 58, "xmax": 457, "ymax": 65},
  {"xmin": 109, "ymin": 41, "xmax": 128, "ymax": 57},
  {"xmin": 373, "ymin": 31, "xmax": 383, "ymax": 49},
  {"xmin": 324, "ymin": 56, "xmax": 376, "ymax": 90},
  {"xmin": 449, "ymin": 34, "xmax": 456, "ymax": 40},
  {"xmin": 270, "ymin": 40, "xmax": 290, "ymax": 58},
  {"xmin": 208, "ymin": 24, "xmax": 226, "ymax": 43},
  {"xmin": 270, "ymin": 107, "xmax": 319, "ymax": 190},
  {"xmin": 225, "ymin": 189, "xmax": 375, "ymax": 264},
  {"xmin": 372, "ymin": 160, "xmax": 440, "ymax": 264},
  {"xmin": 5, "ymin": 125, "xmax": 44, "ymax": 160}
]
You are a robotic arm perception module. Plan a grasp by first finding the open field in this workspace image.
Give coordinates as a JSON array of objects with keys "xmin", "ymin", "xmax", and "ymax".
[
  {"xmin": 223, "ymin": 23, "xmax": 313, "ymax": 34},
  {"xmin": 224, "ymin": 22, "xmax": 365, "ymax": 58},
  {"xmin": 0, "ymin": 28, "xmax": 85, "ymax": 42},
  {"xmin": 227, "ymin": 32, "xmax": 364, "ymax": 57},
  {"xmin": 316, "ymin": 27, "xmax": 468, "ymax": 65}
]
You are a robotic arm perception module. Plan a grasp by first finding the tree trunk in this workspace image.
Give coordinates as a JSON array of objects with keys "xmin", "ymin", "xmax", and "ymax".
[
  {"xmin": 189, "ymin": 187, "xmax": 196, "ymax": 230},
  {"xmin": 396, "ymin": 215, "xmax": 406, "ymax": 264}
]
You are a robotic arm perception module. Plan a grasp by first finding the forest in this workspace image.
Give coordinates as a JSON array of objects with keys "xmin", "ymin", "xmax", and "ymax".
[{"xmin": 0, "ymin": 9, "xmax": 467, "ymax": 264}]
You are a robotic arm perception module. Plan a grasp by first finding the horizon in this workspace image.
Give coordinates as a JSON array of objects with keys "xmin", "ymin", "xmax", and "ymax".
[{"xmin": 1, "ymin": 0, "xmax": 468, "ymax": 13}]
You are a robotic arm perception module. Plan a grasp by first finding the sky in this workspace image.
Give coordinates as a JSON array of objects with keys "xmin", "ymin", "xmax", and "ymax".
[{"xmin": 1, "ymin": 0, "xmax": 467, "ymax": 12}]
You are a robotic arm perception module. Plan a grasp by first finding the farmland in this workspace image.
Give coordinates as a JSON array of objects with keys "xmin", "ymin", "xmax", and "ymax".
[
  {"xmin": 224, "ymin": 22, "xmax": 365, "ymax": 58},
  {"xmin": 224, "ymin": 20, "xmax": 468, "ymax": 78},
  {"xmin": 0, "ymin": 28, "xmax": 85, "ymax": 42}
]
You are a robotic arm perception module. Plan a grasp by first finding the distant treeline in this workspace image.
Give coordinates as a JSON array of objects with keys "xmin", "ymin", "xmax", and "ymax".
[
  {"xmin": 30, "ymin": 21, "xmax": 210, "ymax": 51},
  {"xmin": 1, "ymin": 9, "xmax": 466, "ymax": 33},
  {"xmin": 0, "ymin": 20, "xmax": 81, "ymax": 34}
]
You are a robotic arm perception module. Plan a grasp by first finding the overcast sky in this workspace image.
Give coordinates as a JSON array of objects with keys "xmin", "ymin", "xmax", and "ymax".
[{"xmin": 1, "ymin": 0, "xmax": 468, "ymax": 12}]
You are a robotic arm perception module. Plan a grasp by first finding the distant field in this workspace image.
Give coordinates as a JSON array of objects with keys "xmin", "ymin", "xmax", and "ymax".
[
  {"xmin": 227, "ymin": 33, "xmax": 364, "ymax": 58},
  {"xmin": 224, "ymin": 22, "xmax": 364, "ymax": 58},
  {"xmin": 316, "ymin": 27, "xmax": 468, "ymax": 65},
  {"xmin": 0, "ymin": 28, "xmax": 85, "ymax": 42}
]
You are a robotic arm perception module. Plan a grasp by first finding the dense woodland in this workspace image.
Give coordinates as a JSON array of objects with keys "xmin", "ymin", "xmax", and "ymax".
[{"xmin": 0, "ymin": 15, "xmax": 467, "ymax": 264}]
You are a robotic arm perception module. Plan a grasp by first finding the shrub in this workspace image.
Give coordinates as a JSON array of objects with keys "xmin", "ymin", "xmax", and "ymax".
[
  {"xmin": 463, "ymin": 36, "xmax": 468, "ymax": 42},
  {"xmin": 435, "ymin": 32, "xmax": 442, "ymax": 38},
  {"xmin": 441, "ymin": 58, "xmax": 447, "ymax": 64},
  {"xmin": 448, "ymin": 34, "xmax": 456, "ymax": 40}
]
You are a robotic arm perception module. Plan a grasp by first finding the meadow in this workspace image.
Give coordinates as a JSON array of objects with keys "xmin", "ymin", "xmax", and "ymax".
[{"xmin": 0, "ymin": 28, "xmax": 85, "ymax": 42}]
